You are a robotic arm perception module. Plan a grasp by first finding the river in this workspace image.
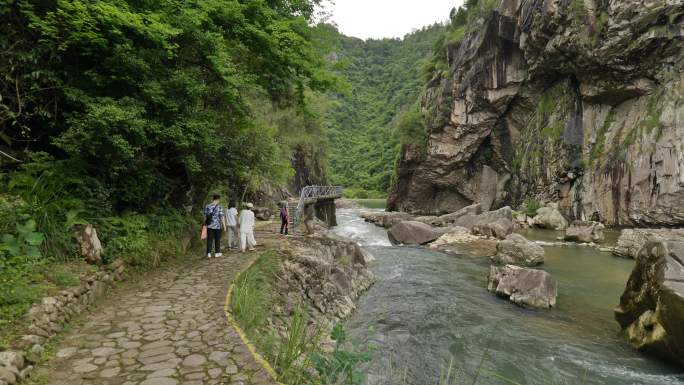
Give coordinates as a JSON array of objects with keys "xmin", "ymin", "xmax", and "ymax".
[{"xmin": 332, "ymin": 203, "xmax": 684, "ymax": 385}]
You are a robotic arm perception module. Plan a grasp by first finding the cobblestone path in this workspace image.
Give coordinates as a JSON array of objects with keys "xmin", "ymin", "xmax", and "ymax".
[{"xmin": 33, "ymin": 248, "xmax": 277, "ymax": 385}]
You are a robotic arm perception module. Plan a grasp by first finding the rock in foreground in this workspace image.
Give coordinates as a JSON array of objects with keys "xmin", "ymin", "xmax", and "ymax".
[
  {"xmin": 488, "ymin": 265, "xmax": 557, "ymax": 308},
  {"xmin": 614, "ymin": 240, "xmax": 684, "ymax": 366},
  {"xmin": 613, "ymin": 228, "xmax": 684, "ymax": 259},
  {"xmin": 387, "ymin": 221, "xmax": 441, "ymax": 246},
  {"xmin": 492, "ymin": 234, "xmax": 544, "ymax": 266},
  {"xmin": 277, "ymin": 235, "xmax": 375, "ymax": 327}
]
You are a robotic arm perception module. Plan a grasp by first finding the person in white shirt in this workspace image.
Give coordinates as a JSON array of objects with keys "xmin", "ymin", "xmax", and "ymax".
[
  {"xmin": 238, "ymin": 203, "xmax": 257, "ymax": 252},
  {"xmin": 225, "ymin": 201, "xmax": 239, "ymax": 250}
]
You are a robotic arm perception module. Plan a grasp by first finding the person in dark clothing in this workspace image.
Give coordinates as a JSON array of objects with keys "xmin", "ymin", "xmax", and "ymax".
[
  {"xmin": 279, "ymin": 202, "xmax": 289, "ymax": 235},
  {"xmin": 204, "ymin": 194, "xmax": 226, "ymax": 258}
]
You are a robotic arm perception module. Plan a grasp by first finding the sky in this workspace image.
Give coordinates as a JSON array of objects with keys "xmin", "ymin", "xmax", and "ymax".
[{"xmin": 323, "ymin": 0, "xmax": 464, "ymax": 40}]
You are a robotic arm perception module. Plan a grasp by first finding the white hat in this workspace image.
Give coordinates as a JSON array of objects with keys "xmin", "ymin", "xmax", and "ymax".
[{"xmin": 246, "ymin": 203, "xmax": 254, "ymax": 208}]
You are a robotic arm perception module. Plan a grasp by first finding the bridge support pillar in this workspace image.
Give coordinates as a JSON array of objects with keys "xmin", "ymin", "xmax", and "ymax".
[{"xmin": 315, "ymin": 198, "xmax": 337, "ymax": 227}]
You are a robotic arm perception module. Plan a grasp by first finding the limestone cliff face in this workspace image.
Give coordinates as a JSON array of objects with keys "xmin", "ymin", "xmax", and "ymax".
[{"xmin": 388, "ymin": 0, "xmax": 684, "ymax": 226}]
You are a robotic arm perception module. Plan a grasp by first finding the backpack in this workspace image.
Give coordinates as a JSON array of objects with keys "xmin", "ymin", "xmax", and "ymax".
[{"xmin": 205, "ymin": 204, "xmax": 218, "ymax": 226}]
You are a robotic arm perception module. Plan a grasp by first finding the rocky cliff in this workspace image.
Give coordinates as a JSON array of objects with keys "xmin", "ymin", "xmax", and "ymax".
[{"xmin": 388, "ymin": 0, "xmax": 684, "ymax": 226}]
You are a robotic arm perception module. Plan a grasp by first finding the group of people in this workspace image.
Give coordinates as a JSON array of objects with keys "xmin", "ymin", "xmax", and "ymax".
[{"xmin": 203, "ymin": 194, "xmax": 257, "ymax": 258}]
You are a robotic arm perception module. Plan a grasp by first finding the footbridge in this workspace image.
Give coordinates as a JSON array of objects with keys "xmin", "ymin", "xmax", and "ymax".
[{"xmin": 289, "ymin": 185, "xmax": 342, "ymax": 231}]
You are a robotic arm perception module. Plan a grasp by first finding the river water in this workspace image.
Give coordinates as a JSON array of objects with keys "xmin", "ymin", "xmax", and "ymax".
[{"xmin": 332, "ymin": 204, "xmax": 684, "ymax": 385}]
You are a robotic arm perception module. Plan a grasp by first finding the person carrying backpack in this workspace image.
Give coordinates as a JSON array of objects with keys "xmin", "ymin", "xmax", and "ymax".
[{"xmin": 204, "ymin": 194, "xmax": 226, "ymax": 258}]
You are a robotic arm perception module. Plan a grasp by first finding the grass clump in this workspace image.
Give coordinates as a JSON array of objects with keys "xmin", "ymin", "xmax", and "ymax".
[
  {"xmin": 231, "ymin": 251, "xmax": 372, "ymax": 385},
  {"xmin": 523, "ymin": 200, "xmax": 543, "ymax": 217},
  {"xmin": 232, "ymin": 250, "xmax": 282, "ymax": 332}
]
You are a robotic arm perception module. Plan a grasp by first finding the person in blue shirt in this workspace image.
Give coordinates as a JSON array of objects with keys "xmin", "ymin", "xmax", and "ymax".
[{"xmin": 204, "ymin": 194, "xmax": 226, "ymax": 258}]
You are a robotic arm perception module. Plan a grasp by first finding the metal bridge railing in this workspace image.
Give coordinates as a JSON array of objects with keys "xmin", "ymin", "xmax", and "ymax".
[{"xmin": 293, "ymin": 185, "xmax": 342, "ymax": 225}]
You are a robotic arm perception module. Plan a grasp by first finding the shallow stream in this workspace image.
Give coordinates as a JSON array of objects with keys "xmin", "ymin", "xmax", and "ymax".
[{"xmin": 332, "ymin": 202, "xmax": 684, "ymax": 385}]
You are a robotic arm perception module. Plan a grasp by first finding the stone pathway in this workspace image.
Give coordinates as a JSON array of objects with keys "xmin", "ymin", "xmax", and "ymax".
[{"xmin": 32, "ymin": 246, "xmax": 278, "ymax": 385}]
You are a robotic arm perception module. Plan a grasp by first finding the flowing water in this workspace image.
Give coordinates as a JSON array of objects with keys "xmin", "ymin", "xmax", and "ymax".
[{"xmin": 333, "ymin": 205, "xmax": 684, "ymax": 385}]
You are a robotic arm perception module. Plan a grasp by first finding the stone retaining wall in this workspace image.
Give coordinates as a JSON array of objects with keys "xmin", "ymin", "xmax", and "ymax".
[{"xmin": 0, "ymin": 260, "xmax": 125, "ymax": 385}]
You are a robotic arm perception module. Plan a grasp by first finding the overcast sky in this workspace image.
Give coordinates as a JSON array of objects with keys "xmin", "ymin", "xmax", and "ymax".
[{"xmin": 323, "ymin": 0, "xmax": 464, "ymax": 40}]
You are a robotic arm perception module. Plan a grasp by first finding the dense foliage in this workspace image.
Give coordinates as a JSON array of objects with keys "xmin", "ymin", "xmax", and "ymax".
[
  {"xmin": 0, "ymin": 0, "xmax": 335, "ymax": 334},
  {"xmin": 321, "ymin": 24, "xmax": 446, "ymax": 195},
  {"xmin": 1, "ymin": 0, "xmax": 333, "ymax": 209}
]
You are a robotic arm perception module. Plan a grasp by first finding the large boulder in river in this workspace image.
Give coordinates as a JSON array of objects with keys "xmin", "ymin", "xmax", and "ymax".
[
  {"xmin": 613, "ymin": 228, "xmax": 684, "ymax": 259},
  {"xmin": 361, "ymin": 211, "xmax": 414, "ymax": 228},
  {"xmin": 614, "ymin": 240, "xmax": 684, "ymax": 366},
  {"xmin": 492, "ymin": 234, "xmax": 544, "ymax": 266},
  {"xmin": 387, "ymin": 221, "xmax": 441, "ymax": 246},
  {"xmin": 532, "ymin": 205, "xmax": 568, "ymax": 230},
  {"xmin": 563, "ymin": 220, "xmax": 605, "ymax": 243},
  {"xmin": 472, "ymin": 218, "xmax": 513, "ymax": 239},
  {"xmin": 429, "ymin": 204, "xmax": 483, "ymax": 227},
  {"xmin": 468, "ymin": 207, "xmax": 514, "ymax": 239},
  {"xmin": 488, "ymin": 265, "xmax": 557, "ymax": 308}
]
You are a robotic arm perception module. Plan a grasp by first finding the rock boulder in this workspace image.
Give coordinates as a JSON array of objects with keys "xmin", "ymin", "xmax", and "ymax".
[
  {"xmin": 488, "ymin": 265, "xmax": 557, "ymax": 308},
  {"xmin": 387, "ymin": 221, "xmax": 441, "ymax": 246},
  {"xmin": 492, "ymin": 234, "xmax": 544, "ymax": 266},
  {"xmin": 615, "ymin": 240, "xmax": 684, "ymax": 366},
  {"xmin": 361, "ymin": 211, "xmax": 414, "ymax": 228},
  {"xmin": 254, "ymin": 207, "xmax": 272, "ymax": 221},
  {"xmin": 532, "ymin": 206, "xmax": 569, "ymax": 231},
  {"xmin": 77, "ymin": 224, "xmax": 102, "ymax": 264},
  {"xmin": 613, "ymin": 228, "xmax": 684, "ymax": 259},
  {"xmin": 564, "ymin": 221, "xmax": 605, "ymax": 243}
]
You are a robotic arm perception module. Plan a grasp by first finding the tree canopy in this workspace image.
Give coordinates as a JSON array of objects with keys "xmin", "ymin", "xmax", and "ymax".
[{"xmin": 0, "ymin": 0, "xmax": 334, "ymax": 209}]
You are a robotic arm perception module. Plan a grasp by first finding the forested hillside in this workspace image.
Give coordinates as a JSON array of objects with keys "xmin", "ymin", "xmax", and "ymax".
[
  {"xmin": 322, "ymin": 24, "xmax": 446, "ymax": 196},
  {"xmin": 0, "ymin": 0, "xmax": 335, "ymax": 334}
]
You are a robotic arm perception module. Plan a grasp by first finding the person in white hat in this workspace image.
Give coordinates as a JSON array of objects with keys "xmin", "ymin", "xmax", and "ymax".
[{"xmin": 238, "ymin": 203, "xmax": 257, "ymax": 252}]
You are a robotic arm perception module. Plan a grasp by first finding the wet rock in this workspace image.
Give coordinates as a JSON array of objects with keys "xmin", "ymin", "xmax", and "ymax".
[
  {"xmin": 532, "ymin": 206, "xmax": 569, "ymax": 231},
  {"xmin": 614, "ymin": 240, "xmax": 684, "ymax": 366},
  {"xmin": 78, "ymin": 224, "xmax": 103, "ymax": 264},
  {"xmin": 564, "ymin": 221, "xmax": 605, "ymax": 243},
  {"xmin": 492, "ymin": 234, "xmax": 545, "ymax": 266},
  {"xmin": 613, "ymin": 228, "xmax": 684, "ymax": 259},
  {"xmin": 387, "ymin": 221, "xmax": 441, "ymax": 245},
  {"xmin": 488, "ymin": 265, "xmax": 557, "ymax": 308}
]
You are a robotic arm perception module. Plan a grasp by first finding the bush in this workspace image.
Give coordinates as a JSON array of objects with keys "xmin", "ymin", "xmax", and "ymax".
[
  {"xmin": 4, "ymin": 154, "xmax": 93, "ymax": 259},
  {"xmin": 524, "ymin": 200, "xmax": 543, "ymax": 217},
  {"xmin": 0, "ymin": 256, "xmax": 45, "ymax": 329}
]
